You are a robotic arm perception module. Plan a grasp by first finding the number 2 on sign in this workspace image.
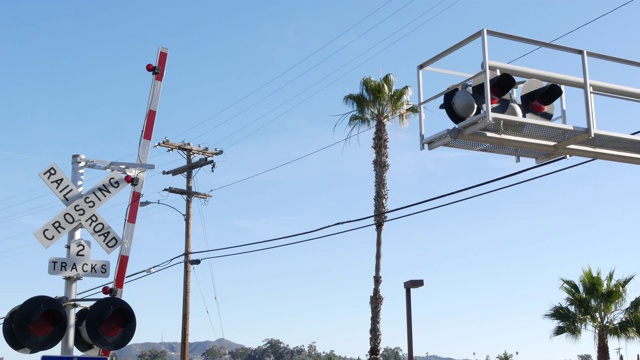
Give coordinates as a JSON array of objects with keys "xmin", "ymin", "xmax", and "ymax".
[{"xmin": 71, "ymin": 239, "xmax": 91, "ymax": 258}]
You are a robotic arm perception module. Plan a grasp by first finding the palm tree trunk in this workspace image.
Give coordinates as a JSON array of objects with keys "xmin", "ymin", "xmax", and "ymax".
[
  {"xmin": 597, "ymin": 330, "xmax": 610, "ymax": 360},
  {"xmin": 368, "ymin": 118, "xmax": 389, "ymax": 360}
]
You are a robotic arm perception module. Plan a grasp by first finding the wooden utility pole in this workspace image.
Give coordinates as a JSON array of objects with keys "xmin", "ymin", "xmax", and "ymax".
[{"xmin": 156, "ymin": 138, "xmax": 223, "ymax": 360}]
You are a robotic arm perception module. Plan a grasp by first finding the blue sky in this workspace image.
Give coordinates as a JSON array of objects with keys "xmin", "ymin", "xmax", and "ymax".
[{"xmin": 2, "ymin": 1, "xmax": 640, "ymax": 360}]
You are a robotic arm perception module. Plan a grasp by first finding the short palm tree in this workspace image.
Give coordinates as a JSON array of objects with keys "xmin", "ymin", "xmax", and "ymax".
[
  {"xmin": 495, "ymin": 351, "xmax": 513, "ymax": 360},
  {"xmin": 544, "ymin": 267, "xmax": 640, "ymax": 360},
  {"xmin": 339, "ymin": 74, "xmax": 417, "ymax": 360}
]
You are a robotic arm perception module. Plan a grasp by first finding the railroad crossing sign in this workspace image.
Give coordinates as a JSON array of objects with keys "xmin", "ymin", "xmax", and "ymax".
[
  {"xmin": 34, "ymin": 163, "xmax": 127, "ymax": 254},
  {"xmin": 48, "ymin": 239, "xmax": 110, "ymax": 278}
]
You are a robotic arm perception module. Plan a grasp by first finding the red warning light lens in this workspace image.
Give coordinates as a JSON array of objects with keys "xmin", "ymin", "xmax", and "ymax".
[
  {"xmin": 145, "ymin": 64, "xmax": 156, "ymax": 73},
  {"xmin": 530, "ymin": 101, "xmax": 547, "ymax": 114},
  {"xmin": 99, "ymin": 309, "xmax": 128, "ymax": 337},
  {"xmin": 124, "ymin": 175, "xmax": 133, "ymax": 183},
  {"xmin": 102, "ymin": 286, "xmax": 112, "ymax": 295},
  {"xmin": 29, "ymin": 310, "xmax": 62, "ymax": 337}
]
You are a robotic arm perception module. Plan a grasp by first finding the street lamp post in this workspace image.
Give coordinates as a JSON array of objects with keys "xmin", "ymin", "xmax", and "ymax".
[
  {"xmin": 404, "ymin": 279, "xmax": 424, "ymax": 360},
  {"xmin": 140, "ymin": 200, "xmax": 191, "ymax": 355},
  {"xmin": 141, "ymin": 200, "xmax": 186, "ymax": 220}
]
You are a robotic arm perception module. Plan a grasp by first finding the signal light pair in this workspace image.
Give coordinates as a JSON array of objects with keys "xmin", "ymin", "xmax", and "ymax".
[
  {"xmin": 440, "ymin": 73, "xmax": 563, "ymax": 124},
  {"xmin": 2, "ymin": 295, "xmax": 136, "ymax": 354}
]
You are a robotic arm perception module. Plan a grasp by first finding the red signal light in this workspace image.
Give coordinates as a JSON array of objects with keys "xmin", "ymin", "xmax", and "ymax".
[
  {"xmin": 75, "ymin": 297, "xmax": 136, "ymax": 351},
  {"xmin": 145, "ymin": 64, "xmax": 156, "ymax": 72},
  {"xmin": 29, "ymin": 310, "xmax": 62, "ymax": 337},
  {"xmin": 530, "ymin": 101, "xmax": 547, "ymax": 114},
  {"xmin": 124, "ymin": 175, "xmax": 139, "ymax": 186},
  {"xmin": 101, "ymin": 286, "xmax": 112, "ymax": 295},
  {"xmin": 2, "ymin": 295, "xmax": 68, "ymax": 354},
  {"xmin": 99, "ymin": 308, "xmax": 128, "ymax": 337},
  {"xmin": 520, "ymin": 79, "xmax": 563, "ymax": 120}
]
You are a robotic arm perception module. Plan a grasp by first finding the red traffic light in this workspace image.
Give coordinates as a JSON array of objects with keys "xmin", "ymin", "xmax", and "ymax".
[
  {"xmin": 440, "ymin": 72, "xmax": 518, "ymax": 125},
  {"xmin": 75, "ymin": 297, "xmax": 136, "ymax": 352},
  {"xmin": 2, "ymin": 295, "xmax": 67, "ymax": 354},
  {"xmin": 145, "ymin": 64, "xmax": 156, "ymax": 73},
  {"xmin": 472, "ymin": 72, "xmax": 516, "ymax": 105},
  {"xmin": 520, "ymin": 78, "xmax": 563, "ymax": 120}
]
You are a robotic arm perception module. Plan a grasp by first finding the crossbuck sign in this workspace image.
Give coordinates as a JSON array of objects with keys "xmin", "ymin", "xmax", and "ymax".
[{"xmin": 34, "ymin": 163, "xmax": 127, "ymax": 254}]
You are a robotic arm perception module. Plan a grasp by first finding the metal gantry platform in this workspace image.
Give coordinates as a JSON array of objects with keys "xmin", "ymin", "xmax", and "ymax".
[{"xmin": 417, "ymin": 29, "xmax": 640, "ymax": 165}]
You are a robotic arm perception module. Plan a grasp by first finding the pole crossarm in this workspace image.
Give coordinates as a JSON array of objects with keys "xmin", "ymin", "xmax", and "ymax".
[
  {"xmin": 85, "ymin": 159, "xmax": 156, "ymax": 173},
  {"xmin": 156, "ymin": 138, "xmax": 224, "ymax": 158},
  {"xmin": 164, "ymin": 187, "xmax": 211, "ymax": 199},
  {"xmin": 162, "ymin": 158, "xmax": 214, "ymax": 176}
]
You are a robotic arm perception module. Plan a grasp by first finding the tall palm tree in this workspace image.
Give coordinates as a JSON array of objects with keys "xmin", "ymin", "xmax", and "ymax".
[
  {"xmin": 544, "ymin": 267, "xmax": 640, "ymax": 360},
  {"xmin": 339, "ymin": 74, "xmax": 417, "ymax": 360}
]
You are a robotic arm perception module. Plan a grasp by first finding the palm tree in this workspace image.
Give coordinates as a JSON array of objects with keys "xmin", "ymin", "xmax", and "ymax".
[
  {"xmin": 339, "ymin": 74, "xmax": 417, "ymax": 360},
  {"xmin": 544, "ymin": 267, "xmax": 640, "ymax": 360},
  {"xmin": 495, "ymin": 351, "xmax": 513, "ymax": 360}
]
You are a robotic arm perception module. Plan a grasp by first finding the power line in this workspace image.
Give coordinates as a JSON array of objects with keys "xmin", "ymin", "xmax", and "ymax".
[
  {"xmin": 205, "ymin": 0, "xmax": 632, "ymax": 192},
  {"xmin": 509, "ymin": 0, "xmax": 635, "ymax": 64},
  {"xmin": 11, "ymin": 0, "xmax": 639, "ymax": 302},
  {"xmin": 172, "ymin": 0, "xmax": 400, "ymax": 141},
  {"xmin": 210, "ymin": 126, "xmax": 373, "ymax": 192},
  {"xmin": 214, "ymin": 0, "xmax": 456, "ymax": 149},
  {"xmin": 78, "ymin": 153, "xmax": 596, "ymax": 297}
]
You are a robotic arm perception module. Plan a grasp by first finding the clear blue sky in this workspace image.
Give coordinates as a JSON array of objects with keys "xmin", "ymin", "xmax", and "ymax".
[{"xmin": 1, "ymin": 1, "xmax": 640, "ymax": 360}]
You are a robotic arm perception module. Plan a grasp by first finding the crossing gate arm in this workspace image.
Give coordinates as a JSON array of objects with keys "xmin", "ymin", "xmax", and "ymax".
[{"xmin": 112, "ymin": 47, "xmax": 169, "ymax": 298}]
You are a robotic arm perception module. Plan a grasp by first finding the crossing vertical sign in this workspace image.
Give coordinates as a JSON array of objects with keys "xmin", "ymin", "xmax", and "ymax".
[{"xmin": 34, "ymin": 163, "xmax": 127, "ymax": 254}]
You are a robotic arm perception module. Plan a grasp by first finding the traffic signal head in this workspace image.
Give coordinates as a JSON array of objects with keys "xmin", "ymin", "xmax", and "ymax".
[
  {"xmin": 2, "ymin": 295, "xmax": 67, "ymax": 354},
  {"xmin": 520, "ymin": 78, "xmax": 563, "ymax": 120},
  {"xmin": 440, "ymin": 72, "xmax": 518, "ymax": 125},
  {"xmin": 439, "ymin": 87, "xmax": 478, "ymax": 124},
  {"xmin": 75, "ymin": 297, "xmax": 136, "ymax": 352},
  {"xmin": 470, "ymin": 72, "xmax": 518, "ymax": 114}
]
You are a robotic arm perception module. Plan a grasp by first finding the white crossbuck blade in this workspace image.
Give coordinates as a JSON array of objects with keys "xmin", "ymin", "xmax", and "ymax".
[{"xmin": 34, "ymin": 163, "xmax": 127, "ymax": 254}]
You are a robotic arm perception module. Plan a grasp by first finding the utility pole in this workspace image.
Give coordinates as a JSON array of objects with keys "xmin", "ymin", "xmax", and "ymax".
[{"xmin": 156, "ymin": 138, "xmax": 223, "ymax": 360}]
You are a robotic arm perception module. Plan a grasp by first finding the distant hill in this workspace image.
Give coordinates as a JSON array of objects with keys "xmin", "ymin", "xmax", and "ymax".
[{"xmin": 112, "ymin": 339, "xmax": 244, "ymax": 360}]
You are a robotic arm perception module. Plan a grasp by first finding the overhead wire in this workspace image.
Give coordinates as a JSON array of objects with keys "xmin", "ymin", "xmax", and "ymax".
[
  {"xmin": 208, "ymin": 0, "xmax": 634, "ymax": 191},
  {"xmin": 194, "ymin": 177, "xmax": 227, "ymax": 344},
  {"xmin": 509, "ymin": 0, "xmax": 635, "ymax": 64},
  {"xmin": 172, "ymin": 0, "xmax": 397, "ymax": 141},
  {"xmin": 192, "ymin": 267, "xmax": 219, "ymax": 340},
  {"xmin": 214, "ymin": 0, "xmax": 456, "ymax": 149},
  {"xmin": 78, "ymin": 153, "xmax": 603, "ymax": 298},
  {"xmin": 0, "ymin": 1, "xmax": 451, "ymax": 244},
  {"xmin": 9, "ymin": 0, "xmax": 639, "ymax": 323},
  {"xmin": 67, "ymin": 1, "xmax": 640, "ymax": 298},
  {"xmin": 210, "ymin": 126, "xmax": 373, "ymax": 192}
]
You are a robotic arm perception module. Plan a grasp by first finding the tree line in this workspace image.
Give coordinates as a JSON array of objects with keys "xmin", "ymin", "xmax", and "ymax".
[{"xmin": 135, "ymin": 338, "xmax": 359, "ymax": 360}]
